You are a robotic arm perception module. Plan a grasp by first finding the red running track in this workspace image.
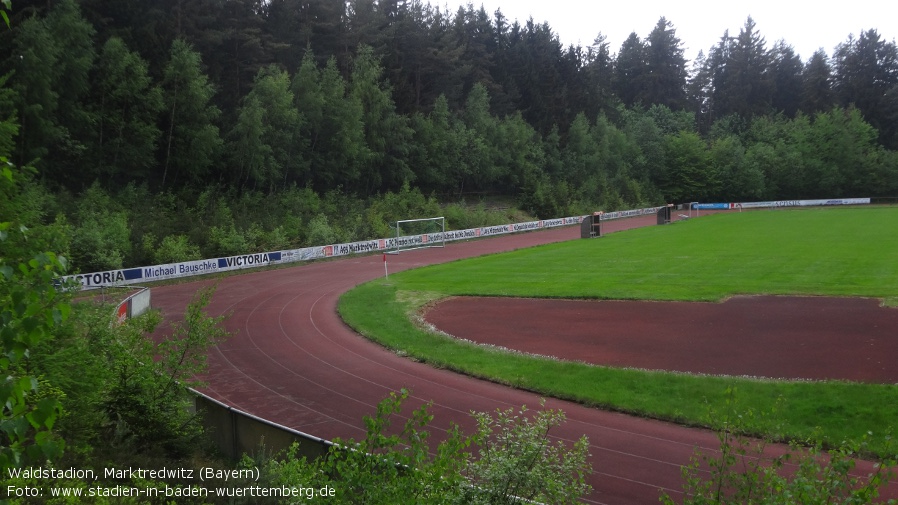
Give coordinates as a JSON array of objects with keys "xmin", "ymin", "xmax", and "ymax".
[{"xmin": 151, "ymin": 213, "xmax": 895, "ymax": 504}]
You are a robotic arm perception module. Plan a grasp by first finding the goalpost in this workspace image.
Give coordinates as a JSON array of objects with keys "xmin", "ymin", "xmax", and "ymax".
[{"xmin": 388, "ymin": 216, "xmax": 446, "ymax": 254}]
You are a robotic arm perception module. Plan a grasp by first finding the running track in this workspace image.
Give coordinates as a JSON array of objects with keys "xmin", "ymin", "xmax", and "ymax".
[{"xmin": 151, "ymin": 213, "xmax": 894, "ymax": 504}]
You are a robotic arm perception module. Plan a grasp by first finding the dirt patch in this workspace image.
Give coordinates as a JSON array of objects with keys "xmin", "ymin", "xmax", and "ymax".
[{"xmin": 423, "ymin": 296, "xmax": 898, "ymax": 383}]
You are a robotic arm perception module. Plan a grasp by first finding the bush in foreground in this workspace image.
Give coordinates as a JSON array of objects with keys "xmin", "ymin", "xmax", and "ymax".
[
  {"xmin": 661, "ymin": 391, "xmax": 896, "ymax": 505},
  {"xmin": 243, "ymin": 390, "xmax": 592, "ymax": 505}
]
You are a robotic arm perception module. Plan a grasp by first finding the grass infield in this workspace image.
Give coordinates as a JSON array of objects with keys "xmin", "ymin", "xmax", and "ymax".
[{"xmin": 338, "ymin": 207, "xmax": 898, "ymax": 457}]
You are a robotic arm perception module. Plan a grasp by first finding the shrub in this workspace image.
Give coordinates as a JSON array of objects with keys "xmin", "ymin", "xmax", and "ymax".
[
  {"xmin": 461, "ymin": 401, "xmax": 592, "ymax": 505},
  {"xmin": 207, "ymin": 223, "xmax": 248, "ymax": 257},
  {"xmin": 661, "ymin": 391, "xmax": 896, "ymax": 505},
  {"xmin": 247, "ymin": 390, "xmax": 592, "ymax": 505},
  {"xmin": 305, "ymin": 213, "xmax": 338, "ymax": 246},
  {"xmin": 103, "ymin": 287, "xmax": 230, "ymax": 457},
  {"xmin": 144, "ymin": 233, "xmax": 202, "ymax": 264},
  {"xmin": 67, "ymin": 183, "xmax": 132, "ymax": 272}
]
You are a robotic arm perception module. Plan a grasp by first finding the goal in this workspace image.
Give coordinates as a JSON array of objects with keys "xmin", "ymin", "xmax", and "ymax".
[{"xmin": 389, "ymin": 216, "xmax": 446, "ymax": 254}]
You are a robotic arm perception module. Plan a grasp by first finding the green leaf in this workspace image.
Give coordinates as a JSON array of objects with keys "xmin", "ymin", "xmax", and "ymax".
[{"xmin": 29, "ymin": 398, "xmax": 61, "ymax": 430}]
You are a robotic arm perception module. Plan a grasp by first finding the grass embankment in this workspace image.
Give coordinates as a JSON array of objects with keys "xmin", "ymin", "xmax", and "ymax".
[{"xmin": 338, "ymin": 207, "xmax": 898, "ymax": 456}]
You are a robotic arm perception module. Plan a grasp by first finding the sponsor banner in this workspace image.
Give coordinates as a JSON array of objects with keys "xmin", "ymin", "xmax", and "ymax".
[
  {"xmin": 736, "ymin": 201, "xmax": 776, "ymax": 209},
  {"xmin": 812, "ymin": 198, "xmax": 870, "ymax": 206},
  {"xmin": 279, "ymin": 247, "xmax": 326, "ymax": 263},
  {"xmin": 328, "ymin": 240, "xmax": 383, "ymax": 257},
  {"xmin": 733, "ymin": 198, "xmax": 870, "ymax": 209},
  {"xmin": 512, "ymin": 221, "xmax": 542, "ymax": 232},
  {"xmin": 217, "ymin": 252, "xmax": 281, "ymax": 269},
  {"xmin": 442, "ymin": 229, "xmax": 477, "ymax": 241},
  {"xmin": 64, "ymin": 254, "xmax": 279, "ymax": 288},
  {"xmin": 176, "ymin": 259, "xmax": 220, "ymax": 276},
  {"xmin": 64, "ymin": 267, "xmax": 143, "ymax": 289},
  {"xmin": 599, "ymin": 206, "xmax": 664, "ymax": 221},
  {"xmin": 142, "ymin": 263, "xmax": 180, "ymax": 281},
  {"xmin": 541, "ymin": 217, "xmax": 579, "ymax": 228},
  {"xmin": 386, "ymin": 235, "xmax": 428, "ymax": 250},
  {"xmin": 478, "ymin": 224, "xmax": 514, "ymax": 237},
  {"xmin": 694, "ymin": 203, "xmax": 730, "ymax": 210}
]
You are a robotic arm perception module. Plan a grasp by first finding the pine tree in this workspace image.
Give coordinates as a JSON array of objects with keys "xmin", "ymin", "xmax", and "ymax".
[
  {"xmin": 800, "ymin": 49, "xmax": 835, "ymax": 115},
  {"xmin": 711, "ymin": 17, "xmax": 774, "ymax": 119},
  {"xmin": 582, "ymin": 33, "xmax": 616, "ymax": 120},
  {"xmin": 833, "ymin": 29, "xmax": 898, "ymax": 148},
  {"xmin": 614, "ymin": 32, "xmax": 647, "ymax": 107},
  {"xmin": 640, "ymin": 17, "xmax": 687, "ymax": 109},
  {"xmin": 349, "ymin": 45, "xmax": 413, "ymax": 195},
  {"xmin": 160, "ymin": 39, "xmax": 222, "ymax": 187},
  {"xmin": 770, "ymin": 41, "xmax": 803, "ymax": 118},
  {"xmin": 686, "ymin": 50, "xmax": 713, "ymax": 134}
]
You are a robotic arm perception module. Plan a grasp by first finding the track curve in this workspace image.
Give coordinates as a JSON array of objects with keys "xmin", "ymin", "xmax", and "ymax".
[{"xmin": 151, "ymin": 214, "xmax": 895, "ymax": 504}]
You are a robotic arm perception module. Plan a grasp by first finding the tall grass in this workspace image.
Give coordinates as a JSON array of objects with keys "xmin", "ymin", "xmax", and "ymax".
[{"xmin": 338, "ymin": 207, "xmax": 898, "ymax": 456}]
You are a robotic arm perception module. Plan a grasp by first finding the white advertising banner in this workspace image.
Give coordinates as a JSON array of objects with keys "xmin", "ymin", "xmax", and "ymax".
[{"xmin": 732, "ymin": 198, "xmax": 870, "ymax": 209}]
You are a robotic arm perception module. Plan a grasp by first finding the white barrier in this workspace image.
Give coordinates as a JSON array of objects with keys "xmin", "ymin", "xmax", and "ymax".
[
  {"xmin": 114, "ymin": 287, "xmax": 151, "ymax": 324},
  {"xmin": 730, "ymin": 198, "xmax": 871, "ymax": 210}
]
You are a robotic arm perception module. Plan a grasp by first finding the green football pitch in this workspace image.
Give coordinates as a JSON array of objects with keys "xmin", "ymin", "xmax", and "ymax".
[{"xmin": 396, "ymin": 206, "xmax": 898, "ymax": 302}]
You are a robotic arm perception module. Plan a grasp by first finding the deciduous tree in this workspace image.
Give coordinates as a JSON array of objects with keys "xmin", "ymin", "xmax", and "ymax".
[
  {"xmin": 229, "ymin": 65, "xmax": 302, "ymax": 192},
  {"xmin": 91, "ymin": 37, "xmax": 163, "ymax": 183}
]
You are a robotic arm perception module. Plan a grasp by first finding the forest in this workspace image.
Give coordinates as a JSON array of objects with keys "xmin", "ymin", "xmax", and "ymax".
[{"xmin": 1, "ymin": 0, "xmax": 898, "ymax": 274}]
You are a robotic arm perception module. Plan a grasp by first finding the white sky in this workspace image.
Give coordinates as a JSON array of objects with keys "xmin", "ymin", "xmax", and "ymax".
[{"xmin": 445, "ymin": 1, "xmax": 898, "ymax": 63}]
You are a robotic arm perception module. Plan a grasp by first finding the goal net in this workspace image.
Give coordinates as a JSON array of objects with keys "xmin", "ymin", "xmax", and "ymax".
[{"xmin": 389, "ymin": 216, "xmax": 446, "ymax": 254}]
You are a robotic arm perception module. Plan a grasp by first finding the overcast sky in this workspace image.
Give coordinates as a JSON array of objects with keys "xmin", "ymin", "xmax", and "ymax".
[{"xmin": 445, "ymin": 1, "xmax": 898, "ymax": 64}]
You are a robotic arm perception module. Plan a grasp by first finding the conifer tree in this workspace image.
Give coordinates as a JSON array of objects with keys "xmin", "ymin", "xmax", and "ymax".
[
  {"xmin": 641, "ymin": 17, "xmax": 688, "ymax": 109},
  {"xmin": 161, "ymin": 39, "xmax": 222, "ymax": 187}
]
